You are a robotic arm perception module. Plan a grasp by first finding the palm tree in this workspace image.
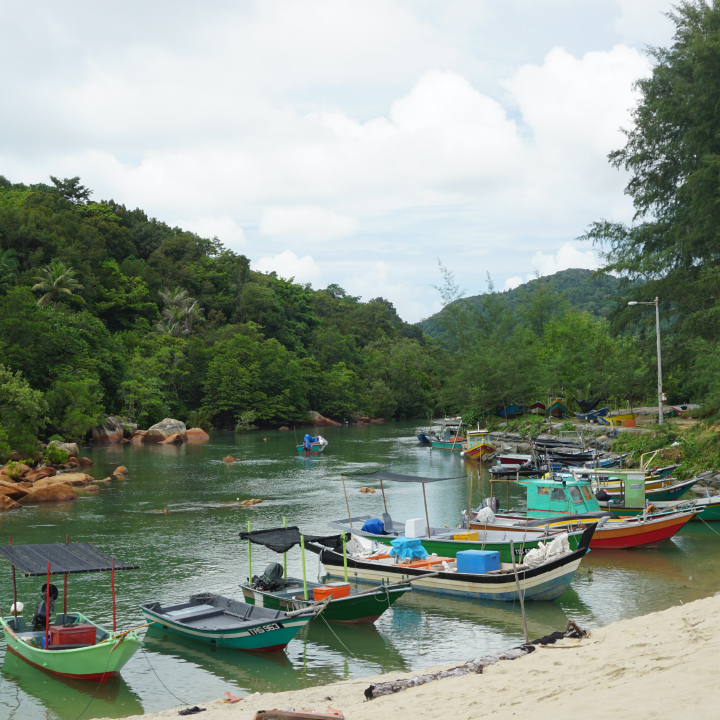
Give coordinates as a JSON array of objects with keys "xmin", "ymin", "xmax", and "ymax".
[
  {"xmin": 154, "ymin": 286, "xmax": 203, "ymax": 337},
  {"xmin": 0, "ymin": 249, "xmax": 19, "ymax": 293},
  {"xmin": 32, "ymin": 260, "xmax": 85, "ymax": 311}
]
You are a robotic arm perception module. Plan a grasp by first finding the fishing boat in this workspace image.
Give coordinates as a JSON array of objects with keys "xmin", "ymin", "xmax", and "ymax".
[
  {"xmin": 238, "ymin": 526, "xmax": 410, "ymax": 624},
  {"xmin": 574, "ymin": 407, "xmax": 609, "ymax": 422},
  {"xmin": 429, "ymin": 420, "xmax": 466, "ymax": 450},
  {"xmin": 139, "ymin": 593, "xmax": 321, "ymax": 651},
  {"xmin": 604, "ymin": 493, "xmax": 720, "ymax": 522},
  {"xmin": 594, "ymin": 476, "xmax": 697, "ymax": 502},
  {"xmin": 495, "ymin": 404, "xmax": 526, "ymax": 419},
  {"xmin": 528, "ymin": 402, "xmax": 546, "ymax": 415},
  {"xmin": 469, "ymin": 474, "xmax": 700, "ymax": 549},
  {"xmin": 495, "ymin": 453, "xmax": 533, "ymax": 468},
  {"xmin": 598, "ymin": 412, "xmax": 638, "ymax": 427},
  {"xmin": 0, "ymin": 541, "xmax": 142, "ymax": 682},
  {"xmin": 332, "ymin": 470, "xmax": 588, "ymax": 562},
  {"xmin": 307, "ymin": 523, "xmax": 595, "ymax": 602},
  {"xmin": 461, "ymin": 429, "xmax": 495, "ymax": 461},
  {"xmin": 546, "ymin": 399, "xmax": 569, "ymax": 419},
  {"xmin": 296, "ymin": 434, "xmax": 328, "ymax": 455},
  {"xmin": 416, "ymin": 431, "xmax": 431, "ymax": 444}
]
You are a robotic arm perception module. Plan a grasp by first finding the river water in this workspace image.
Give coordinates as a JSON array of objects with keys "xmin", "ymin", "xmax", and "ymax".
[{"xmin": 0, "ymin": 421, "xmax": 718, "ymax": 719}]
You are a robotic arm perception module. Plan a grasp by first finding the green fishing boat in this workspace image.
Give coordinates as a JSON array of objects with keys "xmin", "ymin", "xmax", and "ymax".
[
  {"xmin": 238, "ymin": 526, "xmax": 411, "ymax": 623},
  {"xmin": 0, "ymin": 541, "xmax": 142, "ymax": 682},
  {"xmin": 601, "ymin": 494, "xmax": 720, "ymax": 522}
]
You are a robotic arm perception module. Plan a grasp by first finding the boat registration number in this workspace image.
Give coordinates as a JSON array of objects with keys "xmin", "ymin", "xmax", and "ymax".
[{"xmin": 248, "ymin": 623, "xmax": 283, "ymax": 635}]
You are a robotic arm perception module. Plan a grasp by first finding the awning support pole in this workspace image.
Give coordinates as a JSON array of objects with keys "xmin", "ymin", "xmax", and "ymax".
[
  {"xmin": 380, "ymin": 478, "xmax": 388, "ymax": 514},
  {"xmin": 45, "ymin": 562, "xmax": 50, "ymax": 649},
  {"xmin": 421, "ymin": 482, "xmax": 431, "ymax": 538},
  {"xmin": 282, "ymin": 516, "xmax": 287, "ymax": 579},
  {"xmin": 64, "ymin": 534, "xmax": 68, "ymax": 616},
  {"xmin": 468, "ymin": 473, "xmax": 473, "ymax": 528},
  {"xmin": 9, "ymin": 537, "xmax": 16, "ymax": 620},
  {"xmin": 341, "ymin": 475, "xmax": 353, "ymax": 529},
  {"xmin": 342, "ymin": 532, "xmax": 348, "ymax": 582},
  {"xmin": 111, "ymin": 558, "xmax": 116, "ymax": 633},
  {"xmin": 248, "ymin": 521, "xmax": 252, "ymax": 585},
  {"xmin": 301, "ymin": 535, "xmax": 308, "ymax": 600},
  {"xmin": 510, "ymin": 540, "xmax": 528, "ymax": 644}
]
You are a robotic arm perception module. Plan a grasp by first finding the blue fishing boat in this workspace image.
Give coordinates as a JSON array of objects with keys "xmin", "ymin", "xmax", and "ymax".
[
  {"xmin": 495, "ymin": 404, "xmax": 526, "ymax": 419},
  {"xmin": 296, "ymin": 434, "xmax": 328, "ymax": 455},
  {"xmin": 139, "ymin": 593, "xmax": 322, "ymax": 652}
]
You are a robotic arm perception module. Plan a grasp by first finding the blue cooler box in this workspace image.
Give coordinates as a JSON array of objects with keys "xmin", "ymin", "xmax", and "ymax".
[{"xmin": 456, "ymin": 549, "xmax": 501, "ymax": 574}]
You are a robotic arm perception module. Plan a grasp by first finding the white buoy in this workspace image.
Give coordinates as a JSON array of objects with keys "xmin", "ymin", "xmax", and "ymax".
[{"xmin": 11, "ymin": 602, "xmax": 23, "ymax": 614}]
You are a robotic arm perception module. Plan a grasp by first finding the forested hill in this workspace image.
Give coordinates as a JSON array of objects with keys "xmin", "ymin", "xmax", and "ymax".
[
  {"xmin": 418, "ymin": 269, "xmax": 620, "ymax": 338},
  {"xmin": 0, "ymin": 175, "xmax": 441, "ymax": 452}
]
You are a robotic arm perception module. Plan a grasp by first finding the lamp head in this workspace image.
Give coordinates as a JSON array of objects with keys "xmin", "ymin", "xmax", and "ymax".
[{"xmin": 627, "ymin": 301, "xmax": 638, "ymax": 306}]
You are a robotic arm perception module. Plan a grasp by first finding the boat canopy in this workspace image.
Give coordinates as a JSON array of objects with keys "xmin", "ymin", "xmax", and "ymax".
[
  {"xmin": 345, "ymin": 471, "xmax": 466, "ymax": 484},
  {"xmin": 238, "ymin": 526, "xmax": 341, "ymax": 554},
  {"xmin": 0, "ymin": 543, "xmax": 139, "ymax": 576}
]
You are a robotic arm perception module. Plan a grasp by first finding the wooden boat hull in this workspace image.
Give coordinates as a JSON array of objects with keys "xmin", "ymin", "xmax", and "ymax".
[
  {"xmin": 139, "ymin": 606, "xmax": 312, "ymax": 652},
  {"xmin": 310, "ymin": 545, "xmax": 589, "ymax": 602},
  {"xmin": 240, "ymin": 584, "xmax": 408, "ymax": 624},
  {"xmin": 463, "ymin": 443, "xmax": 495, "ymax": 460},
  {"xmin": 596, "ymin": 478, "xmax": 696, "ymax": 502},
  {"xmin": 429, "ymin": 440, "xmax": 464, "ymax": 451},
  {"xmin": 0, "ymin": 618, "xmax": 141, "ymax": 683},
  {"xmin": 605, "ymin": 497, "xmax": 720, "ymax": 522},
  {"xmin": 589, "ymin": 512, "xmax": 694, "ymax": 549},
  {"xmin": 296, "ymin": 444, "xmax": 325, "ymax": 455}
]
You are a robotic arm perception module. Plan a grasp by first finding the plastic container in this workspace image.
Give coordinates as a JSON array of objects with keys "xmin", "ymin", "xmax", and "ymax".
[
  {"xmin": 49, "ymin": 623, "xmax": 97, "ymax": 646},
  {"xmin": 453, "ymin": 531, "xmax": 479, "ymax": 541},
  {"xmin": 405, "ymin": 518, "xmax": 427, "ymax": 538},
  {"xmin": 621, "ymin": 419, "xmax": 636, "ymax": 428},
  {"xmin": 456, "ymin": 549, "xmax": 501, "ymax": 575},
  {"xmin": 312, "ymin": 582, "xmax": 351, "ymax": 601}
]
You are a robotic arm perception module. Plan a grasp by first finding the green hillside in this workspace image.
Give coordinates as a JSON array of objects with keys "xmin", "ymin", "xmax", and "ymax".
[{"xmin": 418, "ymin": 268, "xmax": 621, "ymax": 337}]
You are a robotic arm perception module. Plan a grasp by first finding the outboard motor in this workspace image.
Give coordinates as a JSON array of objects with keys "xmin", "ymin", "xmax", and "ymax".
[
  {"xmin": 32, "ymin": 583, "xmax": 59, "ymax": 631},
  {"xmin": 481, "ymin": 497, "xmax": 500, "ymax": 513},
  {"xmin": 595, "ymin": 489, "xmax": 611, "ymax": 502},
  {"xmin": 251, "ymin": 562, "xmax": 284, "ymax": 592}
]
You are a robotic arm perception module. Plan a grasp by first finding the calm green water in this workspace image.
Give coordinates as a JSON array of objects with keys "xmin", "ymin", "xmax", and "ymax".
[{"xmin": 0, "ymin": 421, "xmax": 718, "ymax": 719}]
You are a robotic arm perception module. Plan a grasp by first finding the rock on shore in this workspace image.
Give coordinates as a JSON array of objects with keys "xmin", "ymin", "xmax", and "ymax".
[
  {"xmin": 92, "ymin": 415, "xmax": 124, "ymax": 444},
  {"xmin": 308, "ymin": 410, "xmax": 341, "ymax": 427},
  {"xmin": 144, "ymin": 418, "xmax": 188, "ymax": 443}
]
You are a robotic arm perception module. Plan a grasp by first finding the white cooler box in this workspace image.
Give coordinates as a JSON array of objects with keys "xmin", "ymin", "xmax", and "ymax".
[{"xmin": 405, "ymin": 518, "xmax": 428, "ymax": 538}]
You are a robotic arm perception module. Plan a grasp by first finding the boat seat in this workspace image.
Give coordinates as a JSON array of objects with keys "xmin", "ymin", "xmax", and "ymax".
[
  {"xmin": 381, "ymin": 513, "xmax": 394, "ymax": 532},
  {"xmin": 173, "ymin": 608, "xmax": 225, "ymax": 623}
]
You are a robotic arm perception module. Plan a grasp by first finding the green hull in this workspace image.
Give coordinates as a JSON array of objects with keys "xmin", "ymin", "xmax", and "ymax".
[
  {"xmin": 0, "ymin": 616, "xmax": 141, "ymax": 683},
  {"xmin": 372, "ymin": 534, "xmax": 581, "ymax": 563},
  {"xmin": 296, "ymin": 444, "xmax": 325, "ymax": 454},
  {"xmin": 429, "ymin": 441, "xmax": 462, "ymax": 451},
  {"xmin": 241, "ymin": 584, "xmax": 408, "ymax": 623},
  {"xmin": 606, "ymin": 500, "xmax": 720, "ymax": 522}
]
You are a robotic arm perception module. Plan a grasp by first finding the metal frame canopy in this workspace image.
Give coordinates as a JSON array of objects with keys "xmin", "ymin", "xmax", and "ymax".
[
  {"xmin": 0, "ymin": 543, "xmax": 139, "ymax": 577},
  {"xmin": 238, "ymin": 526, "xmax": 341, "ymax": 554}
]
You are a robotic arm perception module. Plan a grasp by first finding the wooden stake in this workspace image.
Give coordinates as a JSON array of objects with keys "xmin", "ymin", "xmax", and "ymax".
[
  {"xmin": 64, "ymin": 534, "xmax": 68, "ymax": 616},
  {"xmin": 342, "ymin": 532, "xmax": 348, "ymax": 582},
  {"xmin": 510, "ymin": 540, "xmax": 528, "ymax": 644},
  {"xmin": 341, "ymin": 475, "xmax": 353, "ymax": 529},
  {"xmin": 467, "ymin": 473, "xmax": 473, "ymax": 528},
  {"xmin": 380, "ymin": 478, "xmax": 388, "ymax": 514},
  {"xmin": 421, "ymin": 482, "xmax": 431, "ymax": 538}
]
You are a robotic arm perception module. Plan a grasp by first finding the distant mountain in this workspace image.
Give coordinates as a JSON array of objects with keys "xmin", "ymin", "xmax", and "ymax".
[{"xmin": 418, "ymin": 268, "xmax": 621, "ymax": 337}]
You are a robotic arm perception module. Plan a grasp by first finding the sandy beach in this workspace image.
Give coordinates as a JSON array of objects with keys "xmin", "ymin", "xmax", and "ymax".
[{"xmin": 103, "ymin": 593, "xmax": 720, "ymax": 720}]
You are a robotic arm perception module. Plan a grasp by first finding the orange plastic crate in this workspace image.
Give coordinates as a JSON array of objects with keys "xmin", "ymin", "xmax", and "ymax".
[
  {"xmin": 312, "ymin": 583, "xmax": 351, "ymax": 601},
  {"xmin": 49, "ymin": 623, "xmax": 97, "ymax": 646}
]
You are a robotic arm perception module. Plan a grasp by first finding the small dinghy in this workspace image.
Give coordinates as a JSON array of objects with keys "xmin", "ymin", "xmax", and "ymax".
[{"xmin": 139, "ymin": 593, "xmax": 323, "ymax": 652}]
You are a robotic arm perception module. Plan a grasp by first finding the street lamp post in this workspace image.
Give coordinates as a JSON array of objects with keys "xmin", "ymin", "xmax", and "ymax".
[{"xmin": 628, "ymin": 297, "xmax": 663, "ymax": 425}]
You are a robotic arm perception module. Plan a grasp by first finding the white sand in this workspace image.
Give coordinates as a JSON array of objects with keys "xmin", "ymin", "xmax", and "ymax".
[{"xmin": 105, "ymin": 594, "xmax": 720, "ymax": 720}]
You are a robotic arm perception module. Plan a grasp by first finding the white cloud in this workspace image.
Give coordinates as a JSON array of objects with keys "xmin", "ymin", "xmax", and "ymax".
[
  {"xmin": 531, "ymin": 242, "xmax": 599, "ymax": 277},
  {"xmin": 614, "ymin": 0, "xmax": 675, "ymax": 48},
  {"xmin": 255, "ymin": 250, "xmax": 322, "ymax": 287},
  {"xmin": 504, "ymin": 276, "xmax": 524, "ymax": 291},
  {"xmin": 179, "ymin": 216, "xmax": 246, "ymax": 251},
  {"xmin": 259, "ymin": 206, "xmax": 358, "ymax": 242}
]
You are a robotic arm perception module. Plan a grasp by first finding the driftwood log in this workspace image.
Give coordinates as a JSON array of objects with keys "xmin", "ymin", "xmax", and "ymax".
[{"xmin": 365, "ymin": 625, "xmax": 586, "ymax": 700}]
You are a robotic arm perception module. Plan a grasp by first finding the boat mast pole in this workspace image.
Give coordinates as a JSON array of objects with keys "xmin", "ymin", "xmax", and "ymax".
[
  {"xmin": 111, "ymin": 558, "xmax": 116, "ymax": 633},
  {"xmin": 282, "ymin": 516, "xmax": 287, "ymax": 579},
  {"xmin": 9, "ymin": 536, "xmax": 17, "ymax": 619},
  {"xmin": 342, "ymin": 532, "xmax": 348, "ymax": 582},
  {"xmin": 467, "ymin": 472, "xmax": 473, "ymax": 528},
  {"xmin": 379, "ymin": 478, "xmax": 388, "ymax": 514},
  {"xmin": 421, "ymin": 482, "xmax": 431, "ymax": 539},
  {"xmin": 247, "ymin": 521, "xmax": 252, "ymax": 584},
  {"xmin": 300, "ymin": 535, "xmax": 308, "ymax": 600},
  {"xmin": 45, "ymin": 562, "xmax": 50, "ymax": 649},
  {"xmin": 341, "ymin": 475, "xmax": 353, "ymax": 528},
  {"xmin": 64, "ymin": 534, "xmax": 68, "ymax": 616}
]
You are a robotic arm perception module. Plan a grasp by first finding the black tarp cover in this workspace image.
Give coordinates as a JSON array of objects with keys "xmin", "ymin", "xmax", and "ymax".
[
  {"xmin": 573, "ymin": 396, "xmax": 602, "ymax": 413},
  {"xmin": 238, "ymin": 526, "xmax": 341, "ymax": 554},
  {"xmin": 0, "ymin": 543, "xmax": 140, "ymax": 577},
  {"xmin": 344, "ymin": 471, "xmax": 465, "ymax": 484}
]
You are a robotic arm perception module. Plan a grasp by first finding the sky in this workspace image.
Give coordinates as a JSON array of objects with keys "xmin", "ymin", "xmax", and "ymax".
[{"xmin": 0, "ymin": 0, "xmax": 676, "ymax": 322}]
